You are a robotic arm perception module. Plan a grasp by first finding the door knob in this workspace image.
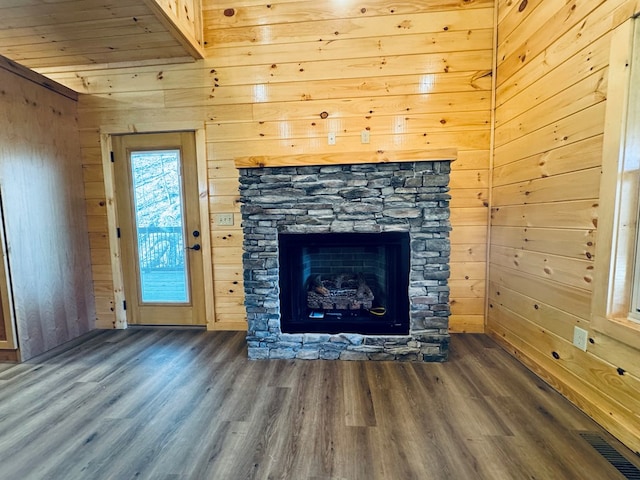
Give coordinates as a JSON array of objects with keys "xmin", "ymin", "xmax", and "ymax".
[{"xmin": 187, "ymin": 244, "xmax": 201, "ymax": 251}]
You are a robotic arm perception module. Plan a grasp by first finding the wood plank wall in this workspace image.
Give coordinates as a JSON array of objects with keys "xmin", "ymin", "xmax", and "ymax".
[
  {"xmin": 0, "ymin": 62, "xmax": 96, "ymax": 360},
  {"xmin": 45, "ymin": 0, "xmax": 494, "ymax": 333},
  {"xmin": 489, "ymin": 0, "xmax": 640, "ymax": 453}
]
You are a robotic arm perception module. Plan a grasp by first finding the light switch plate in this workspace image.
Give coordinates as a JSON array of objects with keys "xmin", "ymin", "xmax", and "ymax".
[{"xmin": 216, "ymin": 213, "xmax": 234, "ymax": 226}]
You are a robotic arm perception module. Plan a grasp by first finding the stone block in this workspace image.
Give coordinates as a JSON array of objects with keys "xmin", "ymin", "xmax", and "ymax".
[
  {"xmin": 348, "ymin": 345, "xmax": 384, "ymax": 354},
  {"xmin": 267, "ymin": 319, "xmax": 280, "ymax": 329},
  {"xmin": 385, "ymin": 209, "xmax": 422, "ymax": 220},
  {"xmin": 347, "ymin": 179, "xmax": 369, "ymax": 187},
  {"xmin": 350, "ymin": 164, "xmax": 377, "ymax": 172},
  {"xmin": 414, "ymin": 162, "xmax": 434, "ymax": 172},
  {"xmin": 404, "ymin": 177, "xmax": 423, "ymax": 188},
  {"xmin": 396, "ymin": 353, "xmax": 420, "ymax": 362},
  {"xmin": 329, "ymin": 335, "xmax": 350, "ymax": 344},
  {"xmin": 368, "ymin": 353, "xmax": 396, "ymax": 361},
  {"xmin": 340, "ymin": 351, "xmax": 370, "ymax": 361},
  {"xmin": 279, "ymin": 333, "xmax": 304, "ymax": 343},
  {"xmin": 384, "ymin": 199, "xmax": 416, "ymax": 209},
  {"xmin": 337, "ymin": 203, "xmax": 383, "ymax": 214},
  {"xmin": 409, "ymin": 286, "xmax": 427, "ymax": 297},
  {"xmin": 318, "ymin": 166, "xmax": 344, "ymax": 173},
  {"xmin": 281, "ymin": 225, "xmax": 331, "ymax": 234},
  {"xmin": 308, "ymin": 209, "xmax": 335, "ymax": 216},
  {"xmin": 330, "ymin": 220, "xmax": 355, "ymax": 232},
  {"xmin": 424, "ymin": 239, "xmax": 450, "ymax": 252},
  {"xmin": 367, "ymin": 178, "xmax": 391, "ymax": 188},
  {"xmin": 297, "ymin": 349, "xmax": 320, "ymax": 360},
  {"xmin": 340, "ymin": 333, "xmax": 365, "ymax": 345},
  {"xmin": 422, "ymin": 317, "xmax": 449, "ymax": 329},
  {"xmin": 385, "ymin": 346, "xmax": 420, "ymax": 356},
  {"xmin": 421, "ymin": 345, "xmax": 442, "ymax": 355},
  {"xmin": 377, "ymin": 217, "xmax": 407, "ymax": 225},
  {"xmin": 248, "ymin": 347, "xmax": 270, "ymax": 360},
  {"xmin": 339, "ymin": 187, "xmax": 379, "ymax": 199},
  {"xmin": 295, "ymin": 216, "xmax": 329, "ymax": 225},
  {"xmin": 354, "ymin": 223, "xmax": 382, "ymax": 233},
  {"xmin": 303, "ymin": 333, "xmax": 332, "ymax": 344},
  {"xmin": 320, "ymin": 350, "xmax": 341, "ymax": 360},
  {"xmin": 292, "ymin": 174, "xmax": 318, "ymax": 183},
  {"xmin": 251, "ymin": 319, "xmax": 268, "ymax": 331},
  {"xmin": 269, "ymin": 348, "xmax": 297, "ymax": 359}
]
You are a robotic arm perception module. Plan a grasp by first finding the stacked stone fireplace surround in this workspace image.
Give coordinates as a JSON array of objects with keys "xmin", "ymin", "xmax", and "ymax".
[{"xmin": 239, "ymin": 160, "xmax": 452, "ymax": 362}]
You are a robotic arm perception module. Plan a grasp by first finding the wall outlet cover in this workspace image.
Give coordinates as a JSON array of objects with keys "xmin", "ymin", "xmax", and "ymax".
[{"xmin": 573, "ymin": 326, "xmax": 589, "ymax": 351}]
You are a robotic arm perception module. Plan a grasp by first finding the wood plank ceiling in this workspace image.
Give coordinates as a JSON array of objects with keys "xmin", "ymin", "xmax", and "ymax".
[{"xmin": 0, "ymin": 0, "xmax": 201, "ymax": 70}]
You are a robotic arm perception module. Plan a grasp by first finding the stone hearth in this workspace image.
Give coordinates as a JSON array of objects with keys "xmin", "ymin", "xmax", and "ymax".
[{"xmin": 238, "ymin": 160, "xmax": 451, "ymax": 361}]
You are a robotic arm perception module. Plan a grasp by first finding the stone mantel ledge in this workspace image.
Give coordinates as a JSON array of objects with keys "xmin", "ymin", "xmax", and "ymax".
[{"xmin": 234, "ymin": 148, "xmax": 457, "ymax": 169}]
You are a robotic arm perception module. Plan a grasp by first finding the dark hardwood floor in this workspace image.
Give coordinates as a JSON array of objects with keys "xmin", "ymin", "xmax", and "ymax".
[{"xmin": 0, "ymin": 329, "xmax": 637, "ymax": 479}]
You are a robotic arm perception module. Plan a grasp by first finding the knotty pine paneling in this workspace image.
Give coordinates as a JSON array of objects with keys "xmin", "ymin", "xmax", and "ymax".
[
  {"xmin": 492, "ymin": 136, "xmax": 603, "ymax": 188},
  {"xmin": 494, "ymin": 69, "xmax": 607, "ymax": 148},
  {"xmin": 489, "ymin": 0, "xmax": 640, "ymax": 453},
  {"xmin": 205, "ymin": 8, "xmax": 494, "ymax": 47},
  {"xmin": 0, "ymin": 0, "xmax": 206, "ymax": 69},
  {"xmin": 490, "ymin": 226, "xmax": 595, "ymax": 261},
  {"xmin": 44, "ymin": 0, "xmax": 493, "ymax": 333},
  {"xmin": 202, "ymin": 0, "xmax": 494, "ymax": 30},
  {"xmin": 491, "ymin": 168, "xmax": 602, "ymax": 206}
]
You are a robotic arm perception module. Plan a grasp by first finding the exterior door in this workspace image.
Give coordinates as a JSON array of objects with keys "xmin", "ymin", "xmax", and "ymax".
[{"xmin": 113, "ymin": 132, "xmax": 205, "ymax": 326}]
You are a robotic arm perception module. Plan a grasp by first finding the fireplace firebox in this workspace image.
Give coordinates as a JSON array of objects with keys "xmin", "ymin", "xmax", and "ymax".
[{"xmin": 279, "ymin": 232, "xmax": 410, "ymax": 335}]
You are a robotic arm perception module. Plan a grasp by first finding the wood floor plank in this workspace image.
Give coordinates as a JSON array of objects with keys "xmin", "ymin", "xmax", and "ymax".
[
  {"xmin": 343, "ymin": 361, "xmax": 376, "ymax": 427},
  {"xmin": 0, "ymin": 330, "xmax": 637, "ymax": 479}
]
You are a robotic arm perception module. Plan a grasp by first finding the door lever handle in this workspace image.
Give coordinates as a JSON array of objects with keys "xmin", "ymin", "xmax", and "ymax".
[{"xmin": 186, "ymin": 244, "xmax": 201, "ymax": 251}]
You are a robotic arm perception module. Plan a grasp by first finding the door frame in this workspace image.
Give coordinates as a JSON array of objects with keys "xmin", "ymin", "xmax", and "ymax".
[
  {"xmin": 100, "ymin": 122, "xmax": 215, "ymax": 329},
  {"xmin": 112, "ymin": 132, "xmax": 205, "ymax": 326},
  {"xmin": 0, "ymin": 189, "xmax": 17, "ymax": 350}
]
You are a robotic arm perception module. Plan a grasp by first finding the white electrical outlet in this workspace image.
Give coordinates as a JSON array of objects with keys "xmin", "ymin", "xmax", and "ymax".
[
  {"xmin": 361, "ymin": 130, "xmax": 370, "ymax": 144},
  {"xmin": 216, "ymin": 213, "xmax": 234, "ymax": 226},
  {"xmin": 328, "ymin": 132, "xmax": 336, "ymax": 145},
  {"xmin": 573, "ymin": 326, "xmax": 589, "ymax": 351}
]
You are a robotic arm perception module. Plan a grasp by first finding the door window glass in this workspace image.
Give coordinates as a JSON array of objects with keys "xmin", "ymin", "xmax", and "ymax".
[{"xmin": 130, "ymin": 149, "xmax": 189, "ymax": 303}]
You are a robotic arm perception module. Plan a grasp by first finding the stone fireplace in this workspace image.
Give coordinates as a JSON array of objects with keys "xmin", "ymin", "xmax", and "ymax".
[{"xmin": 238, "ymin": 159, "xmax": 451, "ymax": 361}]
